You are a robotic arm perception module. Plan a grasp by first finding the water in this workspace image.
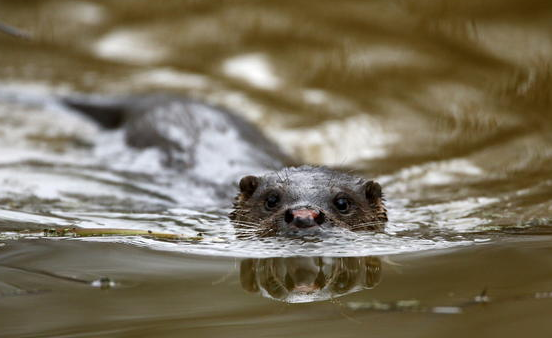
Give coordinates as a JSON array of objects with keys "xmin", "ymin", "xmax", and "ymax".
[{"xmin": 1, "ymin": 0, "xmax": 552, "ymax": 337}]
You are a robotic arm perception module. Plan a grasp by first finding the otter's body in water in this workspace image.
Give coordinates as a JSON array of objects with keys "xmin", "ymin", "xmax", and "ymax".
[{"xmin": 64, "ymin": 94, "xmax": 387, "ymax": 236}]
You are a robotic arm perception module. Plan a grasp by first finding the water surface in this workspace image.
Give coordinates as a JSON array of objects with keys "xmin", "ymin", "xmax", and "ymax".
[{"xmin": 0, "ymin": 0, "xmax": 552, "ymax": 336}]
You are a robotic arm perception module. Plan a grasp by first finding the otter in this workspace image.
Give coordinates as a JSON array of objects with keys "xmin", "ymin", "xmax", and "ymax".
[
  {"xmin": 230, "ymin": 166, "xmax": 387, "ymax": 237},
  {"xmin": 61, "ymin": 94, "xmax": 387, "ymax": 235}
]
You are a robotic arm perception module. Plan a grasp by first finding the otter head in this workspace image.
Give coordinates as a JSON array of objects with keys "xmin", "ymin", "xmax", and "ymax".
[{"xmin": 229, "ymin": 166, "xmax": 387, "ymax": 237}]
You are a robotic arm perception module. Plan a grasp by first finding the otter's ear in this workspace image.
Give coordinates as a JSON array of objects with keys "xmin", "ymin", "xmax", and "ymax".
[
  {"xmin": 239, "ymin": 175, "xmax": 260, "ymax": 197},
  {"xmin": 364, "ymin": 180, "xmax": 382, "ymax": 201}
]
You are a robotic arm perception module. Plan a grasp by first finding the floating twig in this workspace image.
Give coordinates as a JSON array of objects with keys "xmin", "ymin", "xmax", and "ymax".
[{"xmin": 41, "ymin": 227, "xmax": 203, "ymax": 241}]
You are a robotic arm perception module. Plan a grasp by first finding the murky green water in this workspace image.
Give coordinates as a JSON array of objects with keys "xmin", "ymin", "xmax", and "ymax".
[{"xmin": 1, "ymin": 0, "xmax": 552, "ymax": 337}]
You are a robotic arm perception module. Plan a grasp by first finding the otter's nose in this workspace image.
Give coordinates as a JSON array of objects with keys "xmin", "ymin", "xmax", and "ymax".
[{"xmin": 284, "ymin": 208, "xmax": 325, "ymax": 228}]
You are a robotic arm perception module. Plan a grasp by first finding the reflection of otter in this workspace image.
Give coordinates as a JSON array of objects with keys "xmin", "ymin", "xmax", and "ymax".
[{"xmin": 240, "ymin": 256, "xmax": 381, "ymax": 303}]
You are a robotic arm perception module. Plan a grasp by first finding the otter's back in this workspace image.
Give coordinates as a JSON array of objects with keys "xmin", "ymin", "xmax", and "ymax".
[{"xmin": 64, "ymin": 94, "xmax": 293, "ymax": 185}]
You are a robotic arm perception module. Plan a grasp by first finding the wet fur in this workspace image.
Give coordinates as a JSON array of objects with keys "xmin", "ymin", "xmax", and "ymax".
[{"xmin": 230, "ymin": 166, "xmax": 387, "ymax": 237}]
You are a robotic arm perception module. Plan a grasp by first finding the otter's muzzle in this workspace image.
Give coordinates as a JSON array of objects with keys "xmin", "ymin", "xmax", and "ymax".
[{"xmin": 284, "ymin": 208, "xmax": 325, "ymax": 228}]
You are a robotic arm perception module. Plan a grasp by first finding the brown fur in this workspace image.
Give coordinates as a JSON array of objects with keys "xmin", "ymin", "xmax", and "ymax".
[{"xmin": 229, "ymin": 166, "xmax": 387, "ymax": 237}]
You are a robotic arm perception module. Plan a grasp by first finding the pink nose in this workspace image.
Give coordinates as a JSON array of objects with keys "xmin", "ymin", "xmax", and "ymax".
[
  {"xmin": 285, "ymin": 208, "xmax": 325, "ymax": 228},
  {"xmin": 291, "ymin": 209, "xmax": 320, "ymax": 220}
]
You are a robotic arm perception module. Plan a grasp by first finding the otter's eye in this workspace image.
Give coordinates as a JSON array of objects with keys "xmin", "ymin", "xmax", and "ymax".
[
  {"xmin": 264, "ymin": 194, "xmax": 280, "ymax": 210},
  {"xmin": 333, "ymin": 197, "xmax": 350, "ymax": 213}
]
